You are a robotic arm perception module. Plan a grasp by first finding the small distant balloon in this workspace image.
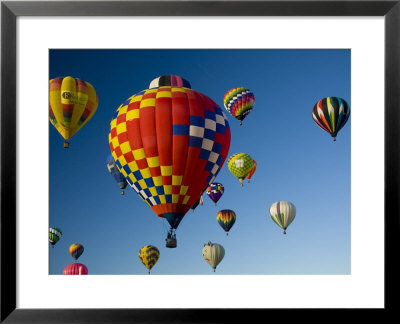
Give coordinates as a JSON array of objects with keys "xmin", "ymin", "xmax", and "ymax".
[
  {"xmin": 269, "ymin": 201, "xmax": 296, "ymax": 235},
  {"xmin": 223, "ymin": 87, "xmax": 255, "ymax": 125},
  {"xmin": 216, "ymin": 209, "xmax": 236, "ymax": 235},
  {"xmin": 63, "ymin": 263, "xmax": 88, "ymax": 275},
  {"xmin": 49, "ymin": 227, "xmax": 62, "ymax": 247},
  {"xmin": 49, "ymin": 76, "xmax": 99, "ymax": 148},
  {"xmin": 139, "ymin": 245, "xmax": 160, "ymax": 274},
  {"xmin": 202, "ymin": 241, "xmax": 225, "ymax": 272},
  {"xmin": 227, "ymin": 153, "xmax": 254, "ymax": 186},
  {"xmin": 245, "ymin": 159, "xmax": 257, "ymax": 183},
  {"xmin": 106, "ymin": 153, "xmax": 128, "ymax": 195},
  {"xmin": 206, "ymin": 183, "xmax": 224, "ymax": 206},
  {"xmin": 69, "ymin": 243, "xmax": 84, "ymax": 261},
  {"xmin": 312, "ymin": 96, "xmax": 350, "ymax": 141}
]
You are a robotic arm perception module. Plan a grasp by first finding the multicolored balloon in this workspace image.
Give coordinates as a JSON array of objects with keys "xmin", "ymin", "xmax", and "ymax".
[
  {"xmin": 216, "ymin": 209, "xmax": 236, "ymax": 235},
  {"xmin": 49, "ymin": 227, "xmax": 62, "ymax": 247},
  {"xmin": 223, "ymin": 87, "xmax": 255, "ymax": 125},
  {"xmin": 63, "ymin": 263, "xmax": 88, "ymax": 275},
  {"xmin": 107, "ymin": 153, "xmax": 128, "ymax": 195},
  {"xmin": 312, "ymin": 96, "xmax": 350, "ymax": 141},
  {"xmin": 269, "ymin": 201, "xmax": 296, "ymax": 235},
  {"xmin": 206, "ymin": 182, "xmax": 224, "ymax": 206},
  {"xmin": 69, "ymin": 243, "xmax": 84, "ymax": 261},
  {"xmin": 202, "ymin": 241, "xmax": 225, "ymax": 272},
  {"xmin": 49, "ymin": 76, "xmax": 99, "ymax": 148},
  {"xmin": 227, "ymin": 153, "xmax": 254, "ymax": 186},
  {"xmin": 109, "ymin": 75, "xmax": 231, "ymax": 246},
  {"xmin": 245, "ymin": 159, "xmax": 257, "ymax": 183},
  {"xmin": 138, "ymin": 245, "xmax": 160, "ymax": 274}
]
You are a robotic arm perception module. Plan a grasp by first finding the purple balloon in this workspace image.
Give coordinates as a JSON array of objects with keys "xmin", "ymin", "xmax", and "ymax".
[{"xmin": 206, "ymin": 183, "xmax": 224, "ymax": 205}]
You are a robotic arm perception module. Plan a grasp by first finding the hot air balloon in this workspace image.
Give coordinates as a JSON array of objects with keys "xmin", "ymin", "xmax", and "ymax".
[
  {"xmin": 107, "ymin": 153, "xmax": 128, "ymax": 195},
  {"xmin": 49, "ymin": 227, "xmax": 62, "ymax": 247},
  {"xmin": 245, "ymin": 159, "xmax": 257, "ymax": 183},
  {"xmin": 191, "ymin": 196, "xmax": 204, "ymax": 212},
  {"xmin": 63, "ymin": 263, "xmax": 88, "ymax": 275},
  {"xmin": 216, "ymin": 209, "xmax": 236, "ymax": 235},
  {"xmin": 312, "ymin": 96, "xmax": 350, "ymax": 141},
  {"xmin": 269, "ymin": 201, "xmax": 296, "ymax": 235},
  {"xmin": 69, "ymin": 243, "xmax": 84, "ymax": 261},
  {"xmin": 138, "ymin": 245, "xmax": 160, "ymax": 274},
  {"xmin": 202, "ymin": 241, "xmax": 225, "ymax": 272},
  {"xmin": 227, "ymin": 153, "xmax": 254, "ymax": 187},
  {"xmin": 206, "ymin": 182, "xmax": 224, "ymax": 206},
  {"xmin": 223, "ymin": 87, "xmax": 255, "ymax": 125},
  {"xmin": 49, "ymin": 76, "xmax": 99, "ymax": 148},
  {"xmin": 109, "ymin": 75, "xmax": 231, "ymax": 248}
]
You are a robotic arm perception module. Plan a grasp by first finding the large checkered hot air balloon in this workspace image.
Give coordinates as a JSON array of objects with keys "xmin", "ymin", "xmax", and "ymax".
[
  {"xmin": 49, "ymin": 76, "xmax": 99, "ymax": 148},
  {"xmin": 109, "ymin": 75, "xmax": 231, "ymax": 248},
  {"xmin": 312, "ymin": 96, "xmax": 350, "ymax": 141}
]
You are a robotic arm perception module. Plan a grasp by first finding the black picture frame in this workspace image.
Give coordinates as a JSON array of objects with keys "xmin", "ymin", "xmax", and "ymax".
[{"xmin": 1, "ymin": 0, "xmax": 399, "ymax": 322}]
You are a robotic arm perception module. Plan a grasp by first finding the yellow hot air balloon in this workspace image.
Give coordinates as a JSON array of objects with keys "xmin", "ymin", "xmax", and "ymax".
[
  {"xmin": 49, "ymin": 76, "xmax": 99, "ymax": 148},
  {"xmin": 227, "ymin": 153, "xmax": 254, "ymax": 187},
  {"xmin": 138, "ymin": 245, "xmax": 160, "ymax": 274}
]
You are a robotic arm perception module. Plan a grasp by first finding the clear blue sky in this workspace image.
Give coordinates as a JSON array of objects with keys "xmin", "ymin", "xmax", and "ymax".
[{"xmin": 49, "ymin": 49, "xmax": 351, "ymax": 275}]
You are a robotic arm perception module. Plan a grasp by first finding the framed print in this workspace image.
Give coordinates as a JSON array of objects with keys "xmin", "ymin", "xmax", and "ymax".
[{"xmin": 1, "ymin": 0, "xmax": 399, "ymax": 322}]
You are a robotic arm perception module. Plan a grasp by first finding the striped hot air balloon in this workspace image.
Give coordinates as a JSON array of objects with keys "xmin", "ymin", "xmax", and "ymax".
[
  {"xmin": 227, "ymin": 153, "xmax": 254, "ymax": 187},
  {"xmin": 312, "ymin": 96, "xmax": 350, "ymax": 141},
  {"xmin": 109, "ymin": 75, "xmax": 231, "ymax": 247},
  {"xmin": 63, "ymin": 263, "xmax": 88, "ymax": 275},
  {"xmin": 49, "ymin": 76, "xmax": 99, "ymax": 148},
  {"xmin": 49, "ymin": 227, "xmax": 62, "ymax": 247},
  {"xmin": 138, "ymin": 245, "xmax": 160, "ymax": 274},
  {"xmin": 223, "ymin": 87, "xmax": 255, "ymax": 125},
  {"xmin": 269, "ymin": 201, "xmax": 296, "ymax": 235},
  {"xmin": 216, "ymin": 209, "xmax": 236, "ymax": 235}
]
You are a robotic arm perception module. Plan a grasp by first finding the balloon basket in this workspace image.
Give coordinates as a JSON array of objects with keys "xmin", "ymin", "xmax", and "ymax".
[
  {"xmin": 121, "ymin": 191, "xmax": 125, "ymax": 195},
  {"xmin": 64, "ymin": 141, "xmax": 69, "ymax": 148},
  {"xmin": 226, "ymin": 232, "xmax": 228, "ymax": 236},
  {"xmin": 239, "ymin": 121, "xmax": 242, "ymax": 126},
  {"xmin": 333, "ymin": 137, "xmax": 336, "ymax": 141}
]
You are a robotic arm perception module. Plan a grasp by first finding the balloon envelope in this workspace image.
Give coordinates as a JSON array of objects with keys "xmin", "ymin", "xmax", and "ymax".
[
  {"xmin": 269, "ymin": 201, "xmax": 296, "ymax": 234},
  {"xmin": 107, "ymin": 153, "xmax": 128, "ymax": 193},
  {"xmin": 63, "ymin": 263, "xmax": 88, "ymax": 275},
  {"xmin": 312, "ymin": 96, "xmax": 350, "ymax": 141},
  {"xmin": 245, "ymin": 159, "xmax": 257, "ymax": 182},
  {"xmin": 139, "ymin": 245, "xmax": 160, "ymax": 274},
  {"xmin": 216, "ymin": 209, "xmax": 236, "ymax": 234},
  {"xmin": 69, "ymin": 243, "xmax": 84, "ymax": 260},
  {"xmin": 49, "ymin": 227, "xmax": 62, "ymax": 246},
  {"xmin": 109, "ymin": 75, "xmax": 231, "ymax": 233},
  {"xmin": 49, "ymin": 76, "xmax": 98, "ymax": 147},
  {"xmin": 223, "ymin": 87, "xmax": 255, "ymax": 125},
  {"xmin": 227, "ymin": 153, "xmax": 254, "ymax": 186},
  {"xmin": 206, "ymin": 182, "xmax": 224, "ymax": 205},
  {"xmin": 202, "ymin": 241, "xmax": 225, "ymax": 271}
]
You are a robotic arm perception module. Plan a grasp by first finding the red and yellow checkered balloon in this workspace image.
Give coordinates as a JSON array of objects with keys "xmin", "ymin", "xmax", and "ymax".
[{"xmin": 109, "ymin": 75, "xmax": 231, "ymax": 231}]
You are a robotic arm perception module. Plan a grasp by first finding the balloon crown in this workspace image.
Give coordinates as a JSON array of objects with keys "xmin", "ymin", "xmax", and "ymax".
[{"xmin": 149, "ymin": 75, "xmax": 191, "ymax": 89}]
